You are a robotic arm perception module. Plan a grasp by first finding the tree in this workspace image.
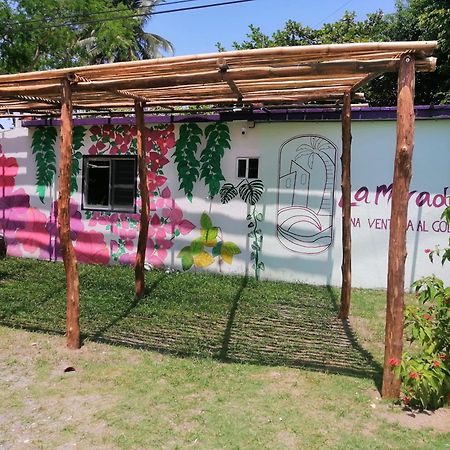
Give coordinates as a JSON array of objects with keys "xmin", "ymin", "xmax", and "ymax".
[
  {"xmin": 222, "ymin": 2, "xmax": 450, "ymax": 105},
  {"xmin": 78, "ymin": 0, "xmax": 174, "ymax": 64},
  {"xmin": 0, "ymin": 0, "xmax": 173, "ymax": 74}
]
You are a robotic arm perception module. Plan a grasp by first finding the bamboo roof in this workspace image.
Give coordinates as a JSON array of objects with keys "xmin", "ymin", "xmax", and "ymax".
[{"xmin": 0, "ymin": 41, "xmax": 438, "ymax": 114}]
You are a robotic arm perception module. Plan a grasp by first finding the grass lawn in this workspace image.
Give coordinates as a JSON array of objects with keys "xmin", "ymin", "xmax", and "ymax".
[{"xmin": 0, "ymin": 257, "xmax": 449, "ymax": 449}]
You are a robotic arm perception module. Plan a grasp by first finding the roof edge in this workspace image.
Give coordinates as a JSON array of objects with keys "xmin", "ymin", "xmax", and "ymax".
[{"xmin": 22, "ymin": 105, "xmax": 450, "ymax": 128}]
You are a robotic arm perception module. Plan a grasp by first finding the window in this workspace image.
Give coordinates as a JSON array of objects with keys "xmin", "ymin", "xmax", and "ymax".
[
  {"xmin": 236, "ymin": 157, "xmax": 259, "ymax": 179},
  {"xmin": 83, "ymin": 156, "xmax": 137, "ymax": 212}
]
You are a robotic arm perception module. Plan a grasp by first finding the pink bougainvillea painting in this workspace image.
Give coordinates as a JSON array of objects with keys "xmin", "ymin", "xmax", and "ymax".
[{"xmin": 0, "ymin": 124, "xmax": 196, "ymax": 268}]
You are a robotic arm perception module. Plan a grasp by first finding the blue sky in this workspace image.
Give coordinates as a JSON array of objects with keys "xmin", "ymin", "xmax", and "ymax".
[{"xmin": 147, "ymin": 0, "xmax": 397, "ymax": 56}]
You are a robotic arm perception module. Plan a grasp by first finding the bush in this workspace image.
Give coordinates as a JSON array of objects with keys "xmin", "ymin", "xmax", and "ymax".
[{"xmin": 391, "ymin": 205, "xmax": 450, "ymax": 410}]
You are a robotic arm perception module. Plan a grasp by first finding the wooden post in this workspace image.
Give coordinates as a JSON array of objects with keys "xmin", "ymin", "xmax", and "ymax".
[
  {"xmin": 338, "ymin": 92, "xmax": 352, "ymax": 319},
  {"xmin": 382, "ymin": 55, "xmax": 416, "ymax": 398},
  {"xmin": 58, "ymin": 77, "xmax": 80, "ymax": 349},
  {"xmin": 134, "ymin": 101, "xmax": 149, "ymax": 298}
]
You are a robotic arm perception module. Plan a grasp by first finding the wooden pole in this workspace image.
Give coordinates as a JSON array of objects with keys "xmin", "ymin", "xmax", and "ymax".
[
  {"xmin": 338, "ymin": 92, "xmax": 352, "ymax": 319},
  {"xmin": 58, "ymin": 77, "xmax": 80, "ymax": 349},
  {"xmin": 134, "ymin": 101, "xmax": 149, "ymax": 298},
  {"xmin": 382, "ymin": 54, "xmax": 416, "ymax": 398}
]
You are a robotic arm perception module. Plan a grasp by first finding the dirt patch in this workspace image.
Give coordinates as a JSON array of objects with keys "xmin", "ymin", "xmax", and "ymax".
[
  {"xmin": 379, "ymin": 407, "xmax": 450, "ymax": 433},
  {"xmin": 366, "ymin": 388, "xmax": 450, "ymax": 433}
]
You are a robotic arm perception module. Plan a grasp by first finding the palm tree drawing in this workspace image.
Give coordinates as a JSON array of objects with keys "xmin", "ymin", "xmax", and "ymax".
[{"xmin": 277, "ymin": 135, "xmax": 337, "ymax": 254}]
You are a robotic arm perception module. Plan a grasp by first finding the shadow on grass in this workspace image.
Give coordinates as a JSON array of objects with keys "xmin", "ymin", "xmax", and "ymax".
[
  {"xmin": 86, "ymin": 278, "xmax": 382, "ymax": 385},
  {"xmin": 0, "ymin": 259, "xmax": 382, "ymax": 386},
  {"xmin": 82, "ymin": 273, "xmax": 167, "ymax": 345}
]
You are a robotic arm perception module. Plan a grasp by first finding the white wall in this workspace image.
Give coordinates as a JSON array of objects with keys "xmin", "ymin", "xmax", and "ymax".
[{"xmin": 0, "ymin": 118, "xmax": 448, "ymax": 289}]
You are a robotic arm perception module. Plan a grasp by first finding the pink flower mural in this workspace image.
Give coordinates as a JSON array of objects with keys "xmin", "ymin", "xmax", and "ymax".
[
  {"xmin": 87, "ymin": 124, "xmax": 195, "ymax": 268},
  {"xmin": 1, "ymin": 123, "xmax": 196, "ymax": 269},
  {"xmin": 47, "ymin": 201, "xmax": 109, "ymax": 265},
  {"xmin": 0, "ymin": 145, "xmax": 51, "ymax": 259}
]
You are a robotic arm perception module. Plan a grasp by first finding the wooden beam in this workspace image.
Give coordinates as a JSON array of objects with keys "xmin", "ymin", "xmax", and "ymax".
[
  {"xmin": 58, "ymin": 77, "xmax": 81, "ymax": 350},
  {"xmin": 338, "ymin": 92, "xmax": 352, "ymax": 320},
  {"xmin": 134, "ymin": 101, "xmax": 149, "ymax": 298},
  {"xmin": 382, "ymin": 54, "xmax": 416, "ymax": 399},
  {"xmin": 70, "ymin": 73, "xmax": 152, "ymax": 104},
  {"xmin": 217, "ymin": 58, "xmax": 243, "ymax": 103}
]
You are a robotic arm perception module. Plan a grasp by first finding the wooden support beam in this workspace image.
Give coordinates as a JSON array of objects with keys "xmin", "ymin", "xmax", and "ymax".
[
  {"xmin": 58, "ymin": 77, "xmax": 81, "ymax": 349},
  {"xmin": 382, "ymin": 54, "xmax": 416, "ymax": 399},
  {"xmin": 70, "ymin": 73, "xmax": 152, "ymax": 104},
  {"xmin": 217, "ymin": 58, "xmax": 243, "ymax": 103},
  {"xmin": 338, "ymin": 92, "xmax": 352, "ymax": 320},
  {"xmin": 134, "ymin": 101, "xmax": 149, "ymax": 298}
]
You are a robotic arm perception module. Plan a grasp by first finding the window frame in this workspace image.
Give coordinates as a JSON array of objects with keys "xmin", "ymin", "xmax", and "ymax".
[
  {"xmin": 236, "ymin": 157, "xmax": 260, "ymax": 179},
  {"xmin": 82, "ymin": 155, "xmax": 138, "ymax": 213}
]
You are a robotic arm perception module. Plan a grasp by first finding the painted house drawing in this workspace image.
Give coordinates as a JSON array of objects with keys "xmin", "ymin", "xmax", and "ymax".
[{"xmin": 277, "ymin": 135, "xmax": 337, "ymax": 254}]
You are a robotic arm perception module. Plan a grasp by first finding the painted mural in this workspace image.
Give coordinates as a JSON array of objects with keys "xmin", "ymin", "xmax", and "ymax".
[
  {"xmin": 0, "ymin": 143, "xmax": 50, "ymax": 260},
  {"xmin": 177, "ymin": 212, "xmax": 241, "ymax": 270},
  {"xmin": 86, "ymin": 123, "xmax": 197, "ymax": 268},
  {"xmin": 220, "ymin": 178, "xmax": 265, "ymax": 280},
  {"xmin": 276, "ymin": 135, "xmax": 337, "ymax": 254},
  {"xmin": 174, "ymin": 122, "xmax": 231, "ymax": 200},
  {"xmin": 0, "ymin": 122, "xmax": 244, "ymax": 275},
  {"xmin": 2, "ymin": 117, "xmax": 449, "ymax": 289}
]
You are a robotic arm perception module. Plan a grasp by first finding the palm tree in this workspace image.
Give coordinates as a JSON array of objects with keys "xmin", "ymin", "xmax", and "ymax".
[{"xmin": 78, "ymin": 0, "xmax": 174, "ymax": 64}]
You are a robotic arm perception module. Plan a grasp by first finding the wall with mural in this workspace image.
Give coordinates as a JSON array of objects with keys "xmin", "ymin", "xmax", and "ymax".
[{"xmin": 0, "ymin": 116, "xmax": 449, "ymax": 289}]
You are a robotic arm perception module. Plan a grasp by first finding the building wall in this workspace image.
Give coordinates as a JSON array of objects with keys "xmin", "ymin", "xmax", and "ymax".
[{"xmin": 0, "ymin": 118, "xmax": 448, "ymax": 289}]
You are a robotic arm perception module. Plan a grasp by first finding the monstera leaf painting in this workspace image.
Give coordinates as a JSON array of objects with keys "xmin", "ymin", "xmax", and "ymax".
[
  {"xmin": 32, "ymin": 127, "xmax": 57, "ymax": 203},
  {"xmin": 220, "ymin": 179, "xmax": 264, "ymax": 205},
  {"xmin": 200, "ymin": 122, "xmax": 231, "ymax": 197}
]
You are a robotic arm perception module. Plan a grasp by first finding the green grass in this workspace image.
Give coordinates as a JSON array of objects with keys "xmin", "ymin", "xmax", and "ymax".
[
  {"xmin": 0, "ymin": 257, "xmax": 448, "ymax": 449},
  {"xmin": 0, "ymin": 257, "xmax": 380, "ymax": 378}
]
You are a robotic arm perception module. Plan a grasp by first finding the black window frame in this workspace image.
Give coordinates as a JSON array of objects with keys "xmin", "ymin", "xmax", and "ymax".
[
  {"xmin": 82, "ymin": 155, "xmax": 138, "ymax": 213},
  {"xmin": 236, "ymin": 157, "xmax": 259, "ymax": 179}
]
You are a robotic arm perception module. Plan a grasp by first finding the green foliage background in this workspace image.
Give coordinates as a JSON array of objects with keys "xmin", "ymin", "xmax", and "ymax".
[
  {"xmin": 220, "ymin": 1, "xmax": 450, "ymax": 105},
  {"xmin": 0, "ymin": 0, "xmax": 172, "ymax": 73}
]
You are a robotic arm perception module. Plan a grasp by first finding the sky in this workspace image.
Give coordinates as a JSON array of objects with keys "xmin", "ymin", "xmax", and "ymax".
[{"xmin": 146, "ymin": 0, "xmax": 398, "ymax": 56}]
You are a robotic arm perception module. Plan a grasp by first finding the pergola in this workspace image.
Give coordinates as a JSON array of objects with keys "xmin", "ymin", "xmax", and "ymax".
[{"xmin": 0, "ymin": 41, "xmax": 438, "ymax": 398}]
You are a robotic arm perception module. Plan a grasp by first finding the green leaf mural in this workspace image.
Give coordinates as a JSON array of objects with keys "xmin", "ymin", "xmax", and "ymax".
[
  {"xmin": 238, "ymin": 179, "xmax": 265, "ymax": 205},
  {"xmin": 71, "ymin": 126, "xmax": 86, "ymax": 195},
  {"xmin": 173, "ymin": 123, "xmax": 203, "ymax": 201},
  {"xmin": 248, "ymin": 205, "xmax": 265, "ymax": 281},
  {"xmin": 177, "ymin": 212, "xmax": 241, "ymax": 270},
  {"xmin": 200, "ymin": 122, "xmax": 231, "ymax": 197},
  {"xmin": 219, "ymin": 183, "xmax": 239, "ymax": 204},
  {"xmin": 32, "ymin": 127, "xmax": 57, "ymax": 203},
  {"xmin": 220, "ymin": 178, "xmax": 266, "ymax": 280}
]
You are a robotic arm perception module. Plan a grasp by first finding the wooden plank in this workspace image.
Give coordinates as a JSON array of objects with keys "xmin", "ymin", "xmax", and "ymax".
[
  {"xmin": 338, "ymin": 92, "xmax": 352, "ymax": 320},
  {"xmin": 58, "ymin": 77, "xmax": 81, "ymax": 350},
  {"xmin": 382, "ymin": 54, "xmax": 416, "ymax": 399},
  {"xmin": 134, "ymin": 101, "xmax": 149, "ymax": 298}
]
